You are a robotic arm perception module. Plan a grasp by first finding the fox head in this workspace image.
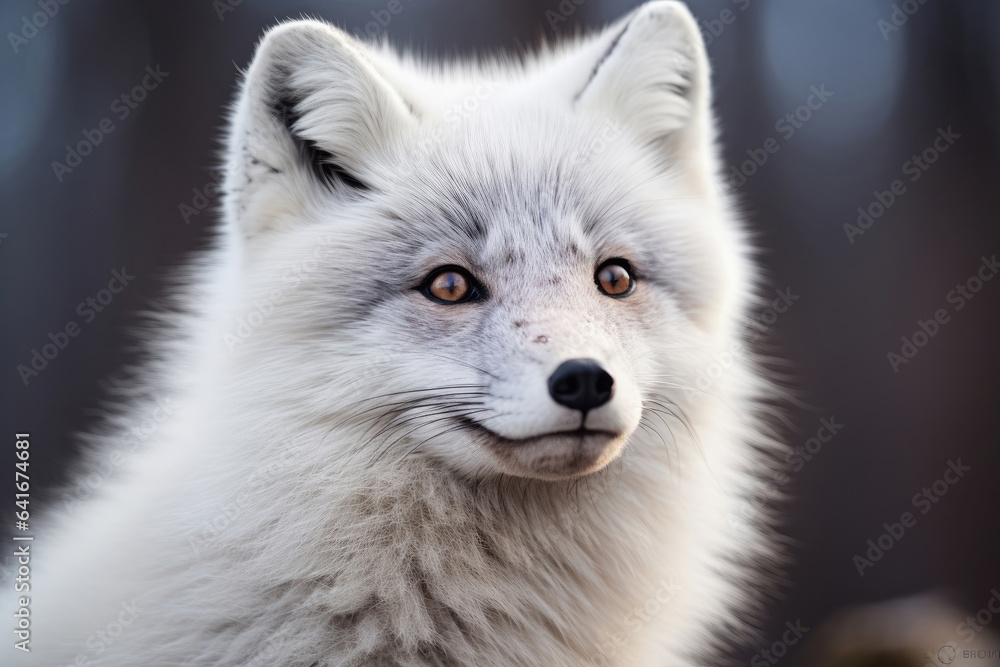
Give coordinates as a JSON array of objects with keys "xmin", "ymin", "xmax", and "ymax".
[{"xmin": 219, "ymin": 1, "xmax": 751, "ymax": 481}]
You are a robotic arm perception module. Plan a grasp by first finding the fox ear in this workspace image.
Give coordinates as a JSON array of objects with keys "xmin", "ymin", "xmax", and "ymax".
[
  {"xmin": 223, "ymin": 20, "xmax": 415, "ymax": 237},
  {"xmin": 554, "ymin": 2, "xmax": 714, "ymax": 190}
]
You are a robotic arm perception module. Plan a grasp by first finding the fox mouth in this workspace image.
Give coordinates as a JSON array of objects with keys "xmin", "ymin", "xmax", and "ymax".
[
  {"xmin": 454, "ymin": 416, "xmax": 625, "ymax": 480},
  {"xmin": 455, "ymin": 417, "xmax": 620, "ymax": 447}
]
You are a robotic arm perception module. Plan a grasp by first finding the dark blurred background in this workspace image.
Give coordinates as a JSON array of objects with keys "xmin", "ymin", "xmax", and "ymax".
[{"xmin": 1, "ymin": 0, "xmax": 998, "ymax": 664}]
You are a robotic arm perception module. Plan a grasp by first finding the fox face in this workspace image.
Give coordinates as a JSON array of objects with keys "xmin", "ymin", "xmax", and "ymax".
[{"xmin": 222, "ymin": 1, "xmax": 749, "ymax": 481}]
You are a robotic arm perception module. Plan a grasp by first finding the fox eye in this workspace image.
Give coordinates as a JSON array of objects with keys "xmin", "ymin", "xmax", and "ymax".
[
  {"xmin": 423, "ymin": 266, "xmax": 482, "ymax": 304},
  {"xmin": 596, "ymin": 259, "xmax": 635, "ymax": 298}
]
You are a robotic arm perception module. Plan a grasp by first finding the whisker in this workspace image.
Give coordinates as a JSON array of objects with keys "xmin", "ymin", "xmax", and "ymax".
[
  {"xmin": 335, "ymin": 394, "xmax": 490, "ymax": 438},
  {"xmin": 369, "ymin": 408, "xmax": 496, "ymax": 466},
  {"xmin": 364, "ymin": 402, "xmax": 487, "ymax": 444},
  {"xmin": 406, "ymin": 351, "xmax": 501, "ymax": 381},
  {"xmin": 338, "ymin": 385, "xmax": 489, "ymax": 412}
]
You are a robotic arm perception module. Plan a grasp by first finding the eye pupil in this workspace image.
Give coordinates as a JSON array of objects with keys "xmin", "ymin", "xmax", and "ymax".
[
  {"xmin": 428, "ymin": 268, "xmax": 472, "ymax": 303},
  {"xmin": 597, "ymin": 261, "xmax": 634, "ymax": 297}
]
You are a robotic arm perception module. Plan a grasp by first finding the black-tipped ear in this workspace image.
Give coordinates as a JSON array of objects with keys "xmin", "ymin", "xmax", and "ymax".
[
  {"xmin": 536, "ymin": 2, "xmax": 716, "ymax": 194},
  {"xmin": 572, "ymin": 2, "xmax": 706, "ymax": 136},
  {"xmin": 272, "ymin": 96, "xmax": 370, "ymax": 192},
  {"xmin": 223, "ymin": 20, "xmax": 414, "ymax": 237}
]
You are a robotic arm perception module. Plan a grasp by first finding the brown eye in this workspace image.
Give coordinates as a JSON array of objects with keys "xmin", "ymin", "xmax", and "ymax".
[
  {"xmin": 423, "ymin": 266, "xmax": 482, "ymax": 304},
  {"xmin": 596, "ymin": 260, "xmax": 635, "ymax": 297}
]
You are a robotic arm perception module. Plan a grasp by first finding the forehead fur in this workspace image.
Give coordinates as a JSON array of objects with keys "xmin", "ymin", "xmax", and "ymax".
[
  {"xmin": 286, "ymin": 107, "xmax": 716, "ymax": 317},
  {"xmin": 377, "ymin": 109, "xmax": 671, "ymax": 248},
  {"xmin": 229, "ymin": 7, "xmax": 750, "ymax": 340}
]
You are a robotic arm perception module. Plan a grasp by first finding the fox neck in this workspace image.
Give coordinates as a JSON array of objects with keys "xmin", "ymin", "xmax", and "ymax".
[
  {"xmin": 189, "ymin": 411, "xmax": 694, "ymax": 664},
  {"xmin": 287, "ymin": 442, "xmax": 682, "ymax": 664}
]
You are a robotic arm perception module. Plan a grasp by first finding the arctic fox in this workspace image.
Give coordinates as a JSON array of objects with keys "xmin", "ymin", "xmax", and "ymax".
[{"xmin": 10, "ymin": 2, "xmax": 785, "ymax": 665}]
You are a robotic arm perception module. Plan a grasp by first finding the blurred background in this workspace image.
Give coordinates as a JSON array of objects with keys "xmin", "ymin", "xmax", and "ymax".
[{"xmin": 1, "ymin": 0, "xmax": 998, "ymax": 664}]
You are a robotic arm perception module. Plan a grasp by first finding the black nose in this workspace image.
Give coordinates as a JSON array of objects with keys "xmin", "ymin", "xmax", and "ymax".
[{"xmin": 547, "ymin": 359, "xmax": 614, "ymax": 413}]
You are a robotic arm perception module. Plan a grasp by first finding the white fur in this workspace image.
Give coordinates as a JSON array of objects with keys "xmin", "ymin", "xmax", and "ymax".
[{"xmin": 7, "ymin": 3, "xmax": 786, "ymax": 665}]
